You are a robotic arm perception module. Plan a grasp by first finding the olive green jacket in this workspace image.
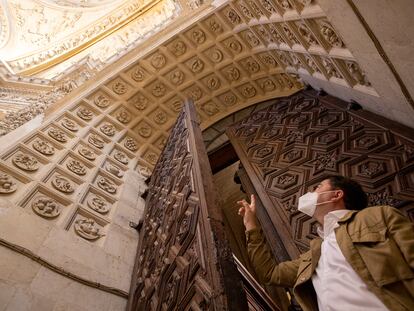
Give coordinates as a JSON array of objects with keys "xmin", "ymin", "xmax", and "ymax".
[{"xmin": 246, "ymin": 205, "xmax": 414, "ymax": 311}]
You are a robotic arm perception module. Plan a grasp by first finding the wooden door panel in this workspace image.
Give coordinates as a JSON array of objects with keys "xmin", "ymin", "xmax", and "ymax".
[
  {"xmin": 227, "ymin": 90, "xmax": 414, "ymax": 256},
  {"xmin": 128, "ymin": 102, "xmax": 248, "ymax": 311}
]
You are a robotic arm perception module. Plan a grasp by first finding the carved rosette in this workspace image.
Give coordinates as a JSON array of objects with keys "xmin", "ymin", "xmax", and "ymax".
[
  {"xmin": 131, "ymin": 67, "xmax": 145, "ymax": 82},
  {"xmin": 124, "ymin": 137, "xmax": 138, "ymax": 151},
  {"xmin": 12, "ymin": 153, "xmax": 39, "ymax": 171},
  {"xmin": 0, "ymin": 173, "xmax": 17, "ymax": 194},
  {"xmin": 78, "ymin": 147, "xmax": 96, "ymax": 161},
  {"xmin": 116, "ymin": 110, "xmax": 131, "ymax": 124},
  {"xmin": 48, "ymin": 128, "xmax": 68, "ymax": 143},
  {"xmin": 67, "ymin": 159, "xmax": 87, "ymax": 176},
  {"xmin": 94, "ymin": 95, "xmax": 111, "ymax": 108},
  {"xmin": 100, "ymin": 123, "xmax": 116, "ymax": 136},
  {"xmin": 61, "ymin": 118, "xmax": 79, "ymax": 132},
  {"xmin": 131, "ymin": 94, "xmax": 148, "ymax": 111},
  {"xmin": 192, "ymin": 29, "xmax": 206, "ymax": 45},
  {"xmin": 151, "ymin": 53, "xmax": 166, "ymax": 69},
  {"xmin": 97, "ymin": 176, "xmax": 117, "ymax": 194},
  {"xmin": 87, "ymin": 194, "xmax": 110, "ymax": 214},
  {"xmin": 88, "ymin": 134, "xmax": 105, "ymax": 149},
  {"xmin": 112, "ymin": 82, "xmax": 127, "ymax": 95},
  {"xmin": 74, "ymin": 218, "xmax": 104, "ymax": 240},
  {"xmin": 33, "ymin": 140, "xmax": 55, "ymax": 156},
  {"xmin": 77, "ymin": 107, "xmax": 94, "ymax": 120},
  {"xmin": 52, "ymin": 175, "xmax": 74, "ymax": 193},
  {"xmin": 105, "ymin": 163, "xmax": 124, "ymax": 178},
  {"xmin": 32, "ymin": 196, "xmax": 61, "ymax": 218},
  {"xmin": 114, "ymin": 151, "xmax": 129, "ymax": 164},
  {"xmin": 171, "ymin": 40, "xmax": 186, "ymax": 56}
]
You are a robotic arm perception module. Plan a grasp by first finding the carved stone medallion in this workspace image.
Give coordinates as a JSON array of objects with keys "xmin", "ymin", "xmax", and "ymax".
[
  {"xmin": 226, "ymin": 9, "xmax": 241, "ymax": 24},
  {"xmin": 112, "ymin": 82, "xmax": 127, "ymax": 95},
  {"xmin": 207, "ymin": 76, "xmax": 221, "ymax": 90},
  {"xmin": 105, "ymin": 162, "xmax": 124, "ymax": 178},
  {"xmin": 172, "ymin": 40, "xmax": 186, "ymax": 56},
  {"xmin": 12, "ymin": 153, "xmax": 39, "ymax": 171},
  {"xmin": 201, "ymin": 102, "xmax": 219, "ymax": 116},
  {"xmin": 114, "ymin": 151, "xmax": 129, "ymax": 164},
  {"xmin": 152, "ymin": 82, "xmax": 166, "ymax": 97},
  {"xmin": 190, "ymin": 58, "xmax": 204, "ymax": 73},
  {"xmin": 67, "ymin": 159, "xmax": 87, "ymax": 176},
  {"xmin": 48, "ymin": 128, "xmax": 67, "ymax": 143},
  {"xmin": 170, "ymin": 70, "xmax": 185, "ymax": 85},
  {"xmin": 116, "ymin": 110, "xmax": 131, "ymax": 124},
  {"xmin": 87, "ymin": 194, "xmax": 110, "ymax": 214},
  {"xmin": 88, "ymin": 134, "xmax": 105, "ymax": 149},
  {"xmin": 132, "ymin": 94, "xmax": 148, "ymax": 110},
  {"xmin": 52, "ymin": 175, "xmax": 74, "ymax": 193},
  {"xmin": 74, "ymin": 218, "xmax": 104, "ymax": 240},
  {"xmin": 32, "ymin": 196, "xmax": 61, "ymax": 218},
  {"xmin": 100, "ymin": 123, "xmax": 116, "ymax": 136},
  {"xmin": 97, "ymin": 176, "xmax": 117, "ymax": 194},
  {"xmin": 153, "ymin": 110, "xmax": 168, "ymax": 125},
  {"xmin": 61, "ymin": 118, "xmax": 79, "ymax": 132},
  {"xmin": 94, "ymin": 94, "xmax": 111, "ymax": 108},
  {"xmin": 131, "ymin": 67, "xmax": 145, "ymax": 82},
  {"xmin": 78, "ymin": 147, "xmax": 96, "ymax": 161},
  {"xmin": 320, "ymin": 22, "xmax": 343, "ymax": 48},
  {"xmin": 124, "ymin": 137, "xmax": 138, "ymax": 151},
  {"xmin": 228, "ymin": 40, "xmax": 242, "ymax": 53},
  {"xmin": 33, "ymin": 139, "xmax": 55, "ymax": 156},
  {"xmin": 77, "ymin": 107, "xmax": 94, "ymax": 120},
  {"xmin": 192, "ymin": 29, "xmax": 206, "ymax": 44},
  {"xmin": 151, "ymin": 53, "xmax": 166, "ymax": 69},
  {"xmin": 226, "ymin": 67, "xmax": 240, "ymax": 81},
  {"xmin": 0, "ymin": 173, "xmax": 17, "ymax": 194}
]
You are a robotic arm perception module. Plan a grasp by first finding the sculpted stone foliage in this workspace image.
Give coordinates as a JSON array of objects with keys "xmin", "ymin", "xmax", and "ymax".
[
  {"xmin": 74, "ymin": 218, "xmax": 104, "ymax": 240},
  {"xmin": 67, "ymin": 159, "xmax": 87, "ymax": 175},
  {"xmin": 298, "ymin": 23, "xmax": 318, "ymax": 46},
  {"xmin": 322, "ymin": 58, "xmax": 341, "ymax": 79},
  {"xmin": 94, "ymin": 94, "xmax": 111, "ymax": 108},
  {"xmin": 12, "ymin": 153, "xmax": 39, "ymax": 171},
  {"xmin": 152, "ymin": 110, "xmax": 168, "ymax": 125},
  {"xmin": 347, "ymin": 61, "xmax": 371, "ymax": 86},
  {"xmin": 33, "ymin": 139, "xmax": 55, "ymax": 156},
  {"xmin": 124, "ymin": 137, "xmax": 138, "ymax": 151},
  {"xmin": 0, "ymin": 173, "xmax": 17, "ymax": 194},
  {"xmin": 137, "ymin": 123, "xmax": 153, "ymax": 138},
  {"xmin": 78, "ymin": 146, "xmax": 96, "ymax": 161},
  {"xmin": 100, "ymin": 123, "xmax": 116, "ymax": 136},
  {"xmin": 87, "ymin": 194, "xmax": 110, "ymax": 214},
  {"xmin": 114, "ymin": 150, "xmax": 129, "ymax": 164},
  {"xmin": 61, "ymin": 118, "xmax": 79, "ymax": 131},
  {"xmin": 320, "ymin": 22, "xmax": 343, "ymax": 48},
  {"xmin": 32, "ymin": 196, "xmax": 61, "ymax": 218},
  {"xmin": 77, "ymin": 107, "xmax": 94, "ymax": 120},
  {"xmin": 152, "ymin": 82, "xmax": 167, "ymax": 97},
  {"xmin": 112, "ymin": 82, "xmax": 127, "ymax": 95},
  {"xmin": 88, "ymin": 134, "xmax": 105, "ymax": 149},
  {"xmin": 52, "ymin": 175, "xmax": 74, "ymax": 193},
  {"xmin": 97, "ymin": 176, "xmax": 117, "ymax": 194},
  {"xmin": 48, "ymin": 128, "xmax": 68, "ymax": 143}
]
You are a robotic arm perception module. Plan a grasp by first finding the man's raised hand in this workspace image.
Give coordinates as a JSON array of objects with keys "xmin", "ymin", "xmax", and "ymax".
[{"xmin": 237, "ymin": 194, "xmax": 258, "ymax": 231}]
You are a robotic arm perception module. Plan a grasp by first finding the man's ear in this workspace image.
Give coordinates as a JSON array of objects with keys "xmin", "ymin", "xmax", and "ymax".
[{"xmin": 334, "ymin": 190, "xmax": 344, "ymax": 201}]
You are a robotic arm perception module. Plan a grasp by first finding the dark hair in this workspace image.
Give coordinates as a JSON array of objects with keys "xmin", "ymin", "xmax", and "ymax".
[{"xmin": 325, "ymin": 175, "xmax": 368, "ymax": 211}]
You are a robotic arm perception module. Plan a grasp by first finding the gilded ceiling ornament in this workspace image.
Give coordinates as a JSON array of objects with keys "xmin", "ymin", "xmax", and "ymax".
[
  {"xmin": 78, "ymin": 146, "xmax": 96, "ymax": 161},
  {"xmin": 226, "ymin": 9, "xmax": 241, "ymax": 24},
  {"xmin": 190, "ymin": 58, "xmax": 204, "ymax": 73},
  {"xmin": 116, "ymin": 110, "xmax": 131, "ymax": 124},
  {"xmin": 152, "ymin": 82, "xmax": 167, "ymax": 97},
  {"xmin": 114, "ymin": 150, "xmax": 129, "ymax": 165},
  {"xmin": 124, "ymin": 137, "xmax": 138, "ymax": 151},
  {"xmin": 52, "ymin": 175, "xmax": 74, "ymax": 193},
  {"xmin": 209, "ymin": 19, "xmax": 223, "ymax": 34},
  {"xmin": 144, "ymin": 152, "xmax": 158, "ymax": 165},
  {"xmin": 33, "ymin": 139, "xmax": 55, "ymax": 156},
  {"xmin": 223, "ymin": 94, "xmax": 237, "ymax": 106},
  {"xmin": 100, "ymin": 123, "xmax": 116, "ymax": 136},
  {"xmin": 131, "ymin": 94, "xmax": 148, "ymax": 110},
  {"xmin": 187, "ymin": 87, "xmax": 203, "ymax": 101},
  {"xmin": 244, "ymin": 31, "xmax": 260, "ymax": 47},
  {"xmin": 226, "ymin": 67, "xmax": 240, "ymax": 81},
  {"xmin": 261, "ymin": 0, "xmax": 277, "ymax": 13},
  {"xmin": 171, "ymin": 40, "xmax": 186, "ymax": 56},
  {"xmin": 153, "ymin": 110, "xmax": 168, "ymax": 125},
  {"xmin": 209, "ymin": 48, "xmax": 223, "ymax": 63},
  {"xmin": 277, "ymin": 0, "xmax": 292, "ymax": 10},
  {"xmin": 320, "ymin": 22, "xmax": 343, "ymax": 48},
  {"xmin": 74, "ymin": 218, "xmax": 104, "ymax": 240},
  {"xmin": 94, "ymin": 94, "xmax": 110, "ymax": 108},
  {"xmin": 261, "ymin": 79, "xmax": 276, "ymax": 91},
  {"xmin": 88, "ymin": 134, "xmax": 105, "ymax": 149},
  {"xmin": 67, "ymin": 159, "xmax": 87, "ymax": 176},
  {"xmin": 61, "ymin": 118, "xmax": 79, "ymax": 132},
  {"xmin": 201, "ymin": 102, "xmax": 219, "ymax": 116},
  {"xmin": 105, "ymin": 162, "xmax": 124, "ymax": 178},
  {"xmin": 298, "ymin": 23, "xmax": 318, "ymax": 46},
  {"xmin": 239, "ymin": 3, "xmax": 254, "ymax": 19},
  {"xmin": 48, "ymin": 128, "xmax": 68, "ymax": 143},
  {"xmin": 242, "ymin": 85, "xmax": 257, "ymax": 98},
  {"xmin": 151, "ymin": 53, "xmax": 166, "ymax": 69},
  {"xmin": 346, "ymin": 61, "xmax": 371, "ymax": 86},
  {"xmin": 191, "ymin": 29, "xmax": 206, "ymax": 44},
  {"xmin": 87, "ymin": 194, "xmax": 110, "ymax": 214},
  {"xmin": 112, "ymin": 82, "xmax": 127, "ymax": 95},
  {"xmin": 207, "ymin": 76, "xmax": 221, "ymax": 90},
  {"xmin": 12, "ymin": 153, "xmax": 39, "ymax": 171},
  {"xmin": 137, "ymin": 124, "xmax": 153, "ymax": 138},
  {"xmin": 77, "ymin": 107, "xmax": 94, "ymax": 120},
  {"xmin": 169, "ymin": 70, "xmax": 185, "ymax": 85},
  {"xmin": 97, "ymin": 176, "xmax": 117, "ymax": 194},
  {"xmin": 227, "ymin": 40, "xmax": 242, "ymax": 53},
  {"xmin": 32, "ymin": 196, "xmax": 61, "ymax": 218},
  {"xmin": 131, "ymin": 67, "xmax": 145, "ymax": 82},
  {"xmin": 0, "ymin": 173, "xmax": 17, "ymax": 194}
]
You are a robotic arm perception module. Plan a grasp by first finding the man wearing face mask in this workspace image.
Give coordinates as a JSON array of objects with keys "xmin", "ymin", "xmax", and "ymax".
[{"xmin": 237, "ymin": 175, "xmax": 414, "ymax": 311}]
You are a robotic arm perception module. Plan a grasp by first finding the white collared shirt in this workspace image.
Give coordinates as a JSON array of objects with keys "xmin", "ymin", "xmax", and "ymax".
[{"xmin": 311, "ymin": 210, "xmax": 388, "ymax": 311}]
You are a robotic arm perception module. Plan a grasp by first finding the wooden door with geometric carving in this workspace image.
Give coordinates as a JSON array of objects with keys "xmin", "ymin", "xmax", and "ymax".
[
  {"xmin": 127, "ymin": 101, "xmax": 248, "ymax": 311},
  {"xmin": 227, "ymin": 90, "xmax": 414, "ymax": 259}
]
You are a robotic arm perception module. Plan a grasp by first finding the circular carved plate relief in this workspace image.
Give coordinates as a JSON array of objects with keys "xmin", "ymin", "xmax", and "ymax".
[
  {"xmin": 0, "ymin": 173, "xmax": 17, "ymax": 194},
  {"xmin": 32, "ymin": 196, "xmax": 61, "ymax": 218}
]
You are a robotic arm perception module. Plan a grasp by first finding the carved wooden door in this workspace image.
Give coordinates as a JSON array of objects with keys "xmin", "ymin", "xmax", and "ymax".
[
  {"xmin": 128, "ymin": 101, "xmax": 248, "ymax": 311},
  {"xmin": 227, "ymin": 90, "xmax": 414, "ymax": 258}
]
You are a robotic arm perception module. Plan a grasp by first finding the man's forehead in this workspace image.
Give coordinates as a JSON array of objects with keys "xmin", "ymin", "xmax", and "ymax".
[{"xmin": 320, "ymin": 179, "xmax": 331, "ymax": 186}]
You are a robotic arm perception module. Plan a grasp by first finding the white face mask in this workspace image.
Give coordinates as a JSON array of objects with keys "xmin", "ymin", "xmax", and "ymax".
[{"xmin": 298, "ymin": 191, "xmax": 336, "ymax": 217}]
